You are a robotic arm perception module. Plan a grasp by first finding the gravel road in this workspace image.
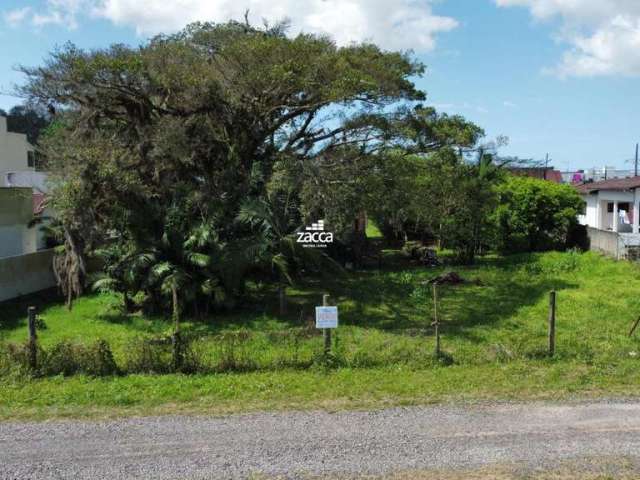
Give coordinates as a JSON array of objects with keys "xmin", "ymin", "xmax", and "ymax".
[{"xmin": 2, "ymin": 401, "xmax": 640, "ymax": 479}]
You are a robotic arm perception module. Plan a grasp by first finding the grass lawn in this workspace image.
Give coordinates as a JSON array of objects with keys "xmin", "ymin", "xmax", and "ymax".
[{"xmin": 3, "ymin": 249, "xmax": 640, "ymax": 420}]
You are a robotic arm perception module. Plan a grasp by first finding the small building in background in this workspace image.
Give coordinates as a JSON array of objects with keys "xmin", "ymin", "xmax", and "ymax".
[
  {"xmin": 508, "ymin": 166, "xmax": 563, "ymax": 183},
  {"xmin": 576, "ymin": 177, "xmax": 640, "ymax": 233},
  {"xmin": 0, "ymin": 116, "xmax": 39, "ymax": 177},
  {"xmin": 576, "ymin": 177, "xmax": 640, "ymax": 260}
]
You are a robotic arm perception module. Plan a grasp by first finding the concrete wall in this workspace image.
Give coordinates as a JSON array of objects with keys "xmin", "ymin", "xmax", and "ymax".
[
  {"xmin": 587, "ymin": 227, "xmax": 640, "ymax": 260},
  {"xmin": 4, "ymin": 171, "xmax": 49, "ymax": 192},
  {"xmin": 0, "ymin": 187, "xmax": 37, "ymax": 258},
  {"xmin": 587, "ymin": 227, "xmax": 621, "ymax": 258},
  {"xmin": 0, "ymin": 116, "xmax": 34, "ymax": 175},
  {"xmin": 0, "ymin": 249, "xmax": 56, "ymax": 302}
]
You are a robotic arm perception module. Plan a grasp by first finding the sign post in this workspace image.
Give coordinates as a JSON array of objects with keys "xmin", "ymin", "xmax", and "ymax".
[{"xmin": 316, "ymin": 294, "xmax": 338, "ymax": 355}]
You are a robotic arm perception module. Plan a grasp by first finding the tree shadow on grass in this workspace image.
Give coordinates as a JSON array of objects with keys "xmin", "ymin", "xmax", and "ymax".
[
  {"xmin": 0, "ymin": 288, "xmax": 61, "ymax": 333},
  {"xmin": 436, "ymin": 278, "xmax": 578, "ymax": 341},
  {"xmin": 312, "ymin": 257, "xmax": 579, "ymax": 339},
  {"xmin": 0, "ymin": 253, "xmax": 581, "ymax": 341}
]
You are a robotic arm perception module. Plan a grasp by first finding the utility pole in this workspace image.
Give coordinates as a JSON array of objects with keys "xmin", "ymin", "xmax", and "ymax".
[
  {"xmin": 635, "ymin": 143, "xmax": 639, "ymax": 177},
  {"xmin": 544, "ymin": 153, "xmax": 549, "ymax": 180}
]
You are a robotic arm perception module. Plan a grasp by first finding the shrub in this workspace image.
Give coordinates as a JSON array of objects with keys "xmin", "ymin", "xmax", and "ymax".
[
  {"xmin": 0, "ymin": 340, "xmax": 119, "ymax": 377},
  {"xmin": 493, "ymin": 176, "xmax": 585, "ymax": 253},
  {"xmin": 40, "ymin": 340, "xmax": 119, "ymax": 377},
  {"xmin": 40, "ymin": 341, "xmax": 82, "ymax": 376},
  {"xmin": 123, "ymin": 336, "xmax": 205, "ymax": 374},
  {"xmin": 215, "ymin": 331, "xmax": 257, "ymax": 372},
  {"xmin": 123, "ymin": 337, "xmax": 174, "ymax": 374},
  {"xmin": 0, "ymin": 342, "xmax": 39, "ymax": 377},
  {"xmin": 85, "ymin": 340, "xmax": 119, "ymax": 376}
]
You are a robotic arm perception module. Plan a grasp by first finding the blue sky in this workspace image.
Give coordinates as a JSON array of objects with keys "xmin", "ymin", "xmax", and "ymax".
[{"xmin": 1, "ymin": 0, "xmax": 639, "ymax": 171}]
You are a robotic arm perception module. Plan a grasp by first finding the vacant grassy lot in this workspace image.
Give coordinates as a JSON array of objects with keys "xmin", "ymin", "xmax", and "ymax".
[{"xmin": 3, "ymin": 250, "xmax": 640, "ymax": 419}]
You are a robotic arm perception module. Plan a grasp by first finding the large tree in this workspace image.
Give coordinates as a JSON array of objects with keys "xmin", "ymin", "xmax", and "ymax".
[{"xmin": 20, "ymin": 21, "xmax": 481, "ymax": 313}]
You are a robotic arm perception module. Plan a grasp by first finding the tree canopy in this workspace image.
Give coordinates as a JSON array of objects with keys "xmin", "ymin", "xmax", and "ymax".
[{"xmin": 20, "ymin": 21, "xmax": 484, "ymax": 313}]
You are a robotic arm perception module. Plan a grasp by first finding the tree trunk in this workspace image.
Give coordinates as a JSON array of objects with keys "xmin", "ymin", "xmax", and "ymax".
[
  {"xmin": 123, "ymin": 291, "xmax": 134, "ymax": 313},
  {"xmin": 279, "ymin": 283, "xmax": 287, "ymax": 316}
]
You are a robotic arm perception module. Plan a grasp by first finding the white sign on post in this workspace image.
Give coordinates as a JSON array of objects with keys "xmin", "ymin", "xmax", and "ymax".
[{"xmin": 315, "ymin": 306, "xmax": 338, "ymax": 329}]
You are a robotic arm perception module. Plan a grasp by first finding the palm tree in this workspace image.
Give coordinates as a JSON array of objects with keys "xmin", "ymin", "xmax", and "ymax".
[{"xmin": 237, "ymin": 191, "xmax": 340, "ymax": 316}]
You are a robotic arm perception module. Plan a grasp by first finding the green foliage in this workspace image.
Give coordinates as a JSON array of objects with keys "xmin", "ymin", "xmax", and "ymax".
[
  {"xmin": 370, "ymin": 148, "xmax": 501, "ymax": 262},
  {"xmin": 0, "ymin": 339, "xmax": 119, "ymax": 377},
  {"xmin": 493, "ymin": 176, "xmax": 585, "ymax": 253},
  {"xmin": 19, "ymin": 21, "xmax": 482, "ymax": 313},
  {"xmin": 401, "ymin": 241, "xmax": 438, "ymax": 265}
]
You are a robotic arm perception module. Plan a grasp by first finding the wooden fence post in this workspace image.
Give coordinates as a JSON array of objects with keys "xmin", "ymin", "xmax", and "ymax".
[
  {"xmin": 548, "ymin": 290, "xmax": 556, "ymax": 357},
  {"xmin": 323, "ymin": 294, "xmax": 331, "ymax": 356},
  {"xmin": 28, "ymin": 306, "xmax": 37, "ymax": 370},
  {"xmin": 172, "ymin": 284, "xmax": 183, "ymax": 371},
  {"xmin": 432, "ymin": 284, "xmax": 440, "ymax": 357}
]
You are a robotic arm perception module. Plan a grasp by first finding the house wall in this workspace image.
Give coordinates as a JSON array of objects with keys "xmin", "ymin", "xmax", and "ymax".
[
  {"xmin": 580, "ymin": 194, "xmax": 598, "ymax": 226},
  {"xmin": 0, "ymin": 187, "xmax": 37, "ymax": 258},
  {"xmin": 0, "ymin": 116, "xmax": 35, "ymax": 176},
  {"xmin": 0, "ymin": 249, "xmax": 56, "ymax": 302},
  {"xmin": 580, "ymin": 190, "xmax": 639, "ymax": 232}
]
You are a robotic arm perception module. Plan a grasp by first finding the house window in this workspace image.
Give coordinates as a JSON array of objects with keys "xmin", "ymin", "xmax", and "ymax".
[
  {"xmin": 607, "ymin": 202, "xmax": 631, "ymax": 213},
  {"xmin": 27, "ymin": 151, "xmax": 46, "ymax": 171}
]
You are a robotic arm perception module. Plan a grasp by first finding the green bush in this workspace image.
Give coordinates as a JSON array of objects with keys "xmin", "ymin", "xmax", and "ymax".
[
  {"xmin": 123, "ymin": 336, "xmax": 206, "ymax": 374},
  {"xmin": 124, "ymin": 337, "xmax": 175, "ymax": 374},
  {"xmin": 214, "ymin": 331, "xmax": 258, "ymax": 373},
  {"xmin": 493, "ymin": 175, "xmax": 585, "ymax": 253},
  {"xmin": 0, "ymin": 340, "xmax": 119, "ymax": 377},
  {"xmin": 41, "ymin": 340, "xmax": 119, "ymax": 377},
  {"xmin": 0, "ymin": 342, "xmax": 39, "ymax": 377}
]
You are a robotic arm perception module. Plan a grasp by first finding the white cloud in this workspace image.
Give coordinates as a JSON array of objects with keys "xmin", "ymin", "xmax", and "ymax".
[
  {"xmin": 3, "ymin": 7, "xmax": 31, "ymax": 27},
  {"xmin": 431, "ymin": 101, "xmax": 489, "ymax": 114},
  {"xmin": 503, "ymin": 100, "xmax": 518, "ymax": 108},
  {"xmin": 495, "ymin": 0, "xmax": 640, "ymax": 77},
  {"xmin": 2, "ymin": 0, "xmax": 85, "ymax": 29},
  {"xmin": 2, "ymin": 0, "xmax": 458, "ymax": 52},
  {"xmin": 96, "ymin": 0, "xmax": 459, "ymax": 51}
]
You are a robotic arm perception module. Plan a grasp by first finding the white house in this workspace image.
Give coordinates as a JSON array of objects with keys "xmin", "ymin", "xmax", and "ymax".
[
  {"xmin": 0, "ymin": 115, "xmax": 51, "ymax": 251},
  {"xmin": 577, "ymin": 177, "xmax": 640, "ymax": 233},
  {"xmin": 0, "ymin": 117, "xmax": 56, "ymax": 301},
  {"xmin": 0, "ymin": 187, "xmax": 38, "ymax": 258},
  {"xmin": 0, "ymin": 116, "xmax": 37, "ymax": 180}
]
